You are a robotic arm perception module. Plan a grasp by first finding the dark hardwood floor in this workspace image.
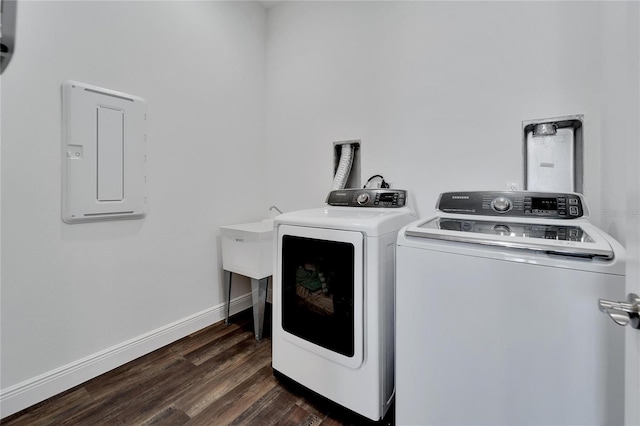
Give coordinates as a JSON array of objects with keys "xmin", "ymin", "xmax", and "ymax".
[{"xmin": 1, "ymin": 306, "xmax": 394, "ymax": 425}]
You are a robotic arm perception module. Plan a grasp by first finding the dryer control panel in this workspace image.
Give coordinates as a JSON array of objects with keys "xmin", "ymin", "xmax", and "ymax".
[
  {"xmin": 437, "ymin": 191, "xmax": 585, "ymax": 219},
  {"xmin": 327, "ymin": 188, "xmax": 407, "ymax": 208}
]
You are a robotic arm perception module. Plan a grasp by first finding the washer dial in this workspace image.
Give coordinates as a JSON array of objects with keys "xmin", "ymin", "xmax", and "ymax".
[
  {"xmin": 491, "ymin": 197, "xmax": 512, "ymax": 213},
  {"xmin": 356, "ymin": 193, "xmax": 370, "ymax": 205}
]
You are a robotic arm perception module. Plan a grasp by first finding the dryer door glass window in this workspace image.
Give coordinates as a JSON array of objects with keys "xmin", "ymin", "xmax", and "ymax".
[{"xmin": 281, "ymin": 235, "xmax": 356, "ymax": 357}]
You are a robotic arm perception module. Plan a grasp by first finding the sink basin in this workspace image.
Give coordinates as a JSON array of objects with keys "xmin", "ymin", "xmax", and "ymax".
[
  {"xmin": 222, "ymin": 219, "xmax": 273, "ymax": 239},
  {"xmin": 220, "ymin": 219, "xmax": 274, "ymax": 279}
]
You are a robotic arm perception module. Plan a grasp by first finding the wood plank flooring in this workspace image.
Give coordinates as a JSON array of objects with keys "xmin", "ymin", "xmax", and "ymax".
[{"xmin": 1, "ymin": 307, "xmax": 394, "ymax": 425}]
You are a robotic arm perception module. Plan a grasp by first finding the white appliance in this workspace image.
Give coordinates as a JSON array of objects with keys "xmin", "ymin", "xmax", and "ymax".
[
  {"xmin": 272, "ymin": 188, "xmax": 416, "ymax": 421},
  {"xmin": 396, "ymin": 191, "xmax": 626, "ymax": 426}
]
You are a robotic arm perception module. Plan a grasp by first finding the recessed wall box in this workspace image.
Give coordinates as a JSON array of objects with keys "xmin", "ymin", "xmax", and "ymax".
[
  {"xmin": 523, "ymin": 115, "xmax": 583, "ymax": 193},
  {"xmin": 333, "ymin": 140, "xmax": 361, "ymax": 189},
  {"xmin": 62, "ymin": 81, "xmax": 147, "ymax": 223}
]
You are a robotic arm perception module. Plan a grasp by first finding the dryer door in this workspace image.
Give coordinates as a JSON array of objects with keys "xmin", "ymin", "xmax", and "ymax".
[{"xmin": 277, "ymin": 224, "xmax": 364, "ymax": 369}]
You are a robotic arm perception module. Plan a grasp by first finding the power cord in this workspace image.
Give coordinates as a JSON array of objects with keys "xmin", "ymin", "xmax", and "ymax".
[{"xmin": 363, "ymin": 175, "xmax": 389, "ymax": 189}]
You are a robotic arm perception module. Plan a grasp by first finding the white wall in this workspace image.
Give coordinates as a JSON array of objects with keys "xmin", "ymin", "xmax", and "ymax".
[
  {"xmin": 1, "ymin": 0, "xmax": 266, "ymax": 415},
  {"xmin": 264, "ymin": 1, "xmax": 605, "ymax": 219},
  {"xmin": 599, "ymin": 1, "xmax": 640, "ymax": 244}
]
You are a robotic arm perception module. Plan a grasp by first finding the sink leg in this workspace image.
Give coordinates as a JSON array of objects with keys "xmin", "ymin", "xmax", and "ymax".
[
  {"xmin": 224, "ymin": 270, "xmax": 232, "ymax": 325},
  {"xmin": 251, "ymin": 277, "xmax": 269, "ymax": 340}
]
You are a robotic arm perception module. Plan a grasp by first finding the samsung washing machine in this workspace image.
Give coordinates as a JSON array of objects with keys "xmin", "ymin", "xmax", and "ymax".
[
  {"xmin": 272, "ymin": 188, "xmax": 416, "ymax": 421},
  {"xmin": 395, "ymin": 191, "xmax": 626, "ymax": 425}
]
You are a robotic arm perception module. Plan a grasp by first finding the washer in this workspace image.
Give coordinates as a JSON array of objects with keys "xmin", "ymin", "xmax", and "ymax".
[
  {"xmin": 272, "ymin": 188, "xmax": 416, "ymax": 421},
  {"xmin": 396, "ymin": 191, "xmax": 626, "ymax": 426}
]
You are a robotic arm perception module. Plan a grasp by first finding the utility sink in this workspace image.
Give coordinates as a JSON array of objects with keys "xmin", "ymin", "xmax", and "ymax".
[
  {"xmin": 220, "ymin": 219, "xmax": 274, "ymax": 341},
  {"xmin": 220, "ymin": 219, "xmax": 273, "ymax": 279}
]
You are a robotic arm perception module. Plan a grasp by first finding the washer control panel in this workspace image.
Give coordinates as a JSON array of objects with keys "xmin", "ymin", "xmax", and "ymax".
[
  {"xmin": 437, "ymin": 191, "xmax": 585, "ymax": 218},
  {"xmin": 327, "ymin": 188, "xmax": 407, "ymax": 208}
]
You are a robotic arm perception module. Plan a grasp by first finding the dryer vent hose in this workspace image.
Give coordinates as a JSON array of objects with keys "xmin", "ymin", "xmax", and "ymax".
[{"xmin": 331, "ymin": 144, "xmax": 354, "ymax": 190}]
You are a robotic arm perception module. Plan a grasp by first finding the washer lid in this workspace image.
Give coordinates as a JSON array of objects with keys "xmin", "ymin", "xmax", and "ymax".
[{"xmin": 405, "ymin": 215, "xmax": 614, "ymax": 259}]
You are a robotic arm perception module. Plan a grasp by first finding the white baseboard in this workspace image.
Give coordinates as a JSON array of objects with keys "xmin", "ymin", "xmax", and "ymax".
[{"xmin": 0, "ymin": 293, "xmax": 253, "ymax": 419}]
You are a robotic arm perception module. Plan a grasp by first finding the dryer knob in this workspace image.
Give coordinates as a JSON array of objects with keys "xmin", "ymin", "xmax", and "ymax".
[
  {"xmin": 357, "ymin": 193, "xmax": 370, "ymax": 205},
  {"xmin": 491, "ymin": 197, "xmax": 512, "ymax": 213}
]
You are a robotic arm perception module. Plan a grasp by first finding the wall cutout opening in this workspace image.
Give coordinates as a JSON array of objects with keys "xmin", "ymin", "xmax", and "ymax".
[
  {"xmin": 333, "ymin": 140, "xmax": 361, "ymax": 190},
  {"xmin": 523, "ymin": 115, "xmax": 583, "ymax": 194}
]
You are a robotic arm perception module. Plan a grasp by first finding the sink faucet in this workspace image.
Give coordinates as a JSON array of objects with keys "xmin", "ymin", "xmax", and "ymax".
[{"xmin": 269, "ymin": 205, "xmax": 283, "ymax": 214}]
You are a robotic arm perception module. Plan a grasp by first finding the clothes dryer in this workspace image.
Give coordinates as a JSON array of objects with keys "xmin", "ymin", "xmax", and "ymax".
[
  {"xmin": 395, "ymin": 191, "xmax": 626, "ymax": 425},
  {"xmin": 272, "ymin": 188, "xmax": 416, "ymax": 421}
]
